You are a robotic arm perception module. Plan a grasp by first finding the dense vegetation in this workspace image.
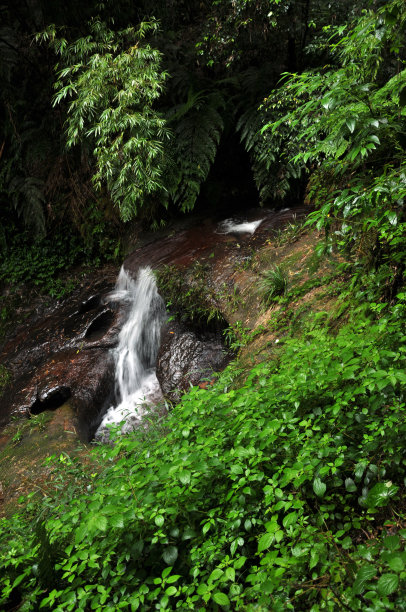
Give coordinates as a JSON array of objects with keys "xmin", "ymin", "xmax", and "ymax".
[{"xmin": 1, "ymin": 0, "xmax": 406, "ymax": 609}]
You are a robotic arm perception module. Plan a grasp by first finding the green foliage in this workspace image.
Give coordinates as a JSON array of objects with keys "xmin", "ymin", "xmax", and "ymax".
[
  {"xmin": 155, "ymin": 262, "xmax": 224, "ymax": 328},
  {"xmin": 262, "ymin": 0, "xmax": 406, "ymax": 267},
  {"xmin": 272, "ymin": 215, "xmax": 306, "ymax": 247},
  {"xmin": 0, "ymin": 234, "xmax": 79, "ymax": 296},
  {"xmin": 41, "ymin": 19, "xmax": 170, "ymax": 222},
  {"xmin": 260, "ymin": 265, "xmax": 288, "ymax": 304},
  {"xmin": 237, "ymin": 101, "xmax": 303, "ymax": 202},
  {"xmin": 2, "ymin": 293, "xmax": 406, "ymax": 610},
  {"xmin": 166, "ymin": 90, "xmax": 225, "ymax": 212}
]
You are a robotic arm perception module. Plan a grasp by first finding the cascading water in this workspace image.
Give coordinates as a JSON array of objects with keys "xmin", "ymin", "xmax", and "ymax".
[{"xmin": 95, "ymin": 266, "xmax": 166, "ymax": 440}]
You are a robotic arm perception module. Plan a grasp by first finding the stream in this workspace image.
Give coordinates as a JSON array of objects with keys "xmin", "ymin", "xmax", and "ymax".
[
  {"xmin": 0, "ymin": 206, "xmax": 307, "ymax": 441},
  {"xmin": 95, "ymin": 267, "xmax": 166, "ymax": 441}
]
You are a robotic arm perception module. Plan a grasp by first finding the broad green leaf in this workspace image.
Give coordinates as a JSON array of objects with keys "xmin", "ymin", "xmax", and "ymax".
[
  {"xmin": 384, "ymin": 535, "xmax": 400, "ymax": 551},
  {"xmin": 212, "ymin": 592, "xmax": 230, "ymax": 607},
  {"xmin": 377, "ymin": 573, "xmax": 399, "ymax": 596},
  {"xmin": 353, "ymin": 565, "xmax": 377, "ymax": 595},
  {"xmin": 313, "ymin": 477, "xmax": 326, "ymax": 497},
  {"xmin": 209, "ymin": 568, "xmax": 224, "ymax": 583},
  {"xmin": 260, "ymin": 579, "xmax": 275, "ymax": 594},
  {"xmin": 179, "ymin": 471, "xmax": 191, "ymax": 485},
  {"xmin": 365, "ymin": 482, "xmax": 398, "ymax": 509},
  {"xmin": 258, "ymin": 532, "xmax": 274, "ymax": 553},
  {"xmin": 282, "ymin": 512, "xmax": 297, "ymax": 528},
  {"xmin": 166, "ymin": 574, "xmax": 181, "ymax": 584},
  {"xmin": 387, "ymin": 556, "xmax": 404, "ymax": 572},
  {"xmin": 155, "ymin": 515, "xmax": 165, "ymax": 527},
  {"xmin": 162, "ymin": 546, "xmax": 178, "ymax": 565},
  {"xmin": 87, "ymin": 514, "xmax": 107, "ymax": 533},
  {"xmin": 110, "ymin": 514, "xmax": 124, "ymax": 529},
  {"xmin": 345, "ymin": 478, "xmax": 357, "ymax": 492},
  {"xmin": 165, "ymin": 586, "xmax": 177, "ymax": 596}
]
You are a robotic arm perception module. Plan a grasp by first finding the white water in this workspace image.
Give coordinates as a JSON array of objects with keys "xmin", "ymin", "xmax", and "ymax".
[
  {"xmin": 217, "ymin": 218, "xmax": 263, "ymax": 235},
  {"xmin": 95, "ymin": 266, "xmax": 166, "ymax": 439}
]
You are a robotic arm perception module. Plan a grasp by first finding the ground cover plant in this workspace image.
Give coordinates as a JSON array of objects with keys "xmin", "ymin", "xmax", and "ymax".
[
  {"xmin": 1, "ymin": 288, "xmax": 406, "ymax": 610},
  {"xmin": 1, "ymin": 1, "xmax": 406, "ymax": 610}
]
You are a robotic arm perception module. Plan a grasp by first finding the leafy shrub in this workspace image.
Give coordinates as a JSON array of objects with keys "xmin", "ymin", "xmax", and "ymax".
[
  {"xmin": 155, "ymin": 262, "xmax": 224, "ymax": 328},
  {"xmin": 2, "ymin": 295, "xmax": 406, "ymax": 610},
  {"xmin": 40, "ymin": 19, "xmax": 169, "ymax": 223},
  {"xmin": 262, "ymin": 0, "xmax": 406, "ymax": 270}
]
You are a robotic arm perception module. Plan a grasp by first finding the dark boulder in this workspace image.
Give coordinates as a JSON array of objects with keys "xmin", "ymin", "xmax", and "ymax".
[{"xmin": 156, "ymin": 321, "xmax": 229, "ymax": 402}]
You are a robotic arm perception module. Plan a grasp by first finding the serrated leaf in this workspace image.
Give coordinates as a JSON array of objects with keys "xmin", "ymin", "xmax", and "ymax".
[
  {"xmin": 377, "ymin": 573, "xmax": 399, "ymax": 596},
  {"xmin": 179, "ymin": 471, "xmax": 191, "ymax": 485},
  {"xmin": 258, "ymin": 532, "xmax": 274, "ymax": 553},
  {"xmin": 387, "ymin": 556, "xmax": 404, "ymax": 572},
  {"xmin": 260, "ymin": 579, "xmax": 274, "ymax": 594},
  {"xmin": 365, "ymin": 482, "xmax": 398, "ymax": 509},
  {"xmin": 87, "ymin": 514, "xmax": 107, "ymax": 533},
  {"xmin": 384, "ymin": 535, "xmax": 400, "ymax": 551},
  {"xmin": 212, "ymin": 592, "xmax": 230, "ymax": 607},
  {"xmin": 225, "ymin": 567, "xmax": 235, "ymax": 582},
  {"xmin": 353, "ymin": 565, "xmax": 377, "ymax": 595},
  {"xmin": 209, "ymin": 568, "xmax": 224, "ymax": 583},
  {"xmin": 75, "ymin": 523, "xmax": 87, "ymax": 544},
  {"xmin": 282, "ymin": 511, "xmax": 297, "ymax": 528},
  {"xmin": 313, "ymin": 477, "xmax": 326, "ymax": 497},
  {"xmin": 110, "ymin": 514, "xmax": 124, "ymax": 529}
]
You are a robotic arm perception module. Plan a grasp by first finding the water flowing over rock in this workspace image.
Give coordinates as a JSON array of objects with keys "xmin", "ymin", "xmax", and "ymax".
[{"xmin": 95, "ymin": 267, "xmax": 166, "ymax": 441}]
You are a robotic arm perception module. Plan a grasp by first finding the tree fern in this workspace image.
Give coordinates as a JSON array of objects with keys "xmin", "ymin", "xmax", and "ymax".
[
  {"xmin": 166, "ymin": 90, "xmax": 225, "ymax": 212},
  {"xmin": 237, "ymin": 102, "xmax": 302, "ymax": 203},
  {"xmin": 8, "ymin": 175, "xmax": 46, "ymax": 237}
]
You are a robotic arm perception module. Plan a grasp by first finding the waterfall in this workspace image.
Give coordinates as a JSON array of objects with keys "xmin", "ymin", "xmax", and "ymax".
[{"xmin": 95, "ymin": 266, "xmax": 166, "ymax": 439}]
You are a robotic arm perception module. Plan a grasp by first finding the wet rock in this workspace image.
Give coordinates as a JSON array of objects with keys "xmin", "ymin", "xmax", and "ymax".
[
  {"xmin": 156, "ymin": 321, "xmax": 230, "ymax": 402},
  {"xmin": 31, "ymin": 386, "xmax": 72, "ymax": 414},
  {"xmin": 0, "ymin": 269, "xmax": 119, "ymax": 435},
  {"xmin": 7, "ymin": 349, "xmax": 115, "ymax": 440},
  {"xmin": 84, "ymin": 309, "xmax": 115, "ymax": 341},
  {"xmin": 78, "ymin": 294, "xmax": 101, "ymax": 314}
]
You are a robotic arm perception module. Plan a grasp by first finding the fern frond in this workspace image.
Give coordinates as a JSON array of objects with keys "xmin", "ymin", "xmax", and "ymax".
[
  {"xmin": 167, "ymin": 91, "xmax": 225, "ymax": 211},
  {"xmin": 9, "ymin": 176, "xmax": 46, "ymax": 237},
  {"xmin": 237, "ymin": 101, "xmax": 303, "ymax": 203}
]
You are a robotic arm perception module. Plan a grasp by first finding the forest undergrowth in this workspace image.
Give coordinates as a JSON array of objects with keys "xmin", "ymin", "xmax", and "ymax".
[
  {"xmin": 1, "ymin": 262, "xmax": 406, "ymax": 610},
  {"xmin": 1, "ymin": 0, "xmax": 406, "ymax": 609}
]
